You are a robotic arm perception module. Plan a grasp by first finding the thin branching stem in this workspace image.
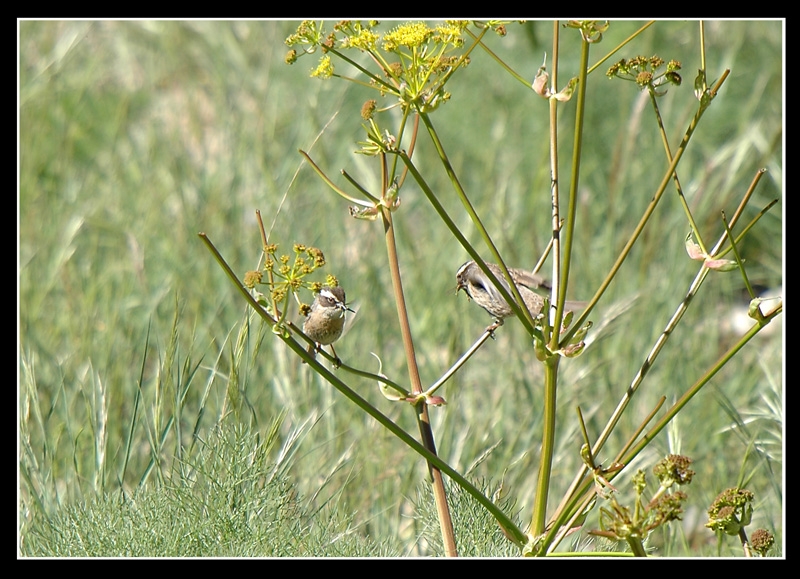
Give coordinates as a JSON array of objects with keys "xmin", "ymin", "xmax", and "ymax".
[
  {"xmin": 546, "ymin": 396, "xmax": 666, "ymax": 553},
  {"xmin": 325, "ymin": 46, "xmax": 397, "ymax": 93},
  {"xmin": 546, "ymin": 232, "xmax": 780, "ymax": 553},
  {"xmin": 340, "ymin": 169, "xmax": 381, "ymax": 205},
  {"xmin": 721, "ymin": 198, "xmax": 778, "ymax": 259},
  {"xmin": 464, "ymin": 26, "xmax": 529, "ymax": 87},
  {"xmin": 713, "ymin": 170, "xmax": 770, "ymax": 258},
  {"xmin": 587, "ymin": 163, "xmax": 762, "ymax": 467},
  {"xmin": 425, "ymin": 328, "xmax": 495, "ymax": 397},
  {"xmin": 547, "ymin": 20, "xmax": 562, "ymax": 338},
  {"xmin": 699, "ymin": 21, "xmax": 707, "ymax": 76},
  {"xmin": 721, "ymin": 211, "xmax": 754, "ymax": 297},
  {"xmin": 300, "ymin": 150, "xmax": 376, "ymax": 206},
  {"xmin": 554, "ymin": 26, "xmax": 587, "ymax": 342},
  {"xmin": 336, "ymin": 360, "xmax": 409, "ymax": 397},
  {"xmin": 648, "ymin": 89, "xmax": 707, "ymax": 254},
  {"xmin": 542, "ymin": 59, "xmax": 752, "ymax": 557},
  {"xmin": 587, "ymin": 21, "xmax": 656, "ymax": 75}
]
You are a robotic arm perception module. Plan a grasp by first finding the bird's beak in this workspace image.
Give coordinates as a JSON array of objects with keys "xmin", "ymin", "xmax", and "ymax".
[
  {"xmin": 454, "ymin": 261, "xmax": 472, "ymax": 296},
  {"xmin": 455, "ymin": 280, "xmax": 469, "ymax": 298}
]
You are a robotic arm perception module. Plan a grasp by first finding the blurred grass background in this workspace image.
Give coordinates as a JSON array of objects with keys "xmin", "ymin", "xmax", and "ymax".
[{"xmin": 19, "ymin": 20, "xmax": 782, "ymax": 556}]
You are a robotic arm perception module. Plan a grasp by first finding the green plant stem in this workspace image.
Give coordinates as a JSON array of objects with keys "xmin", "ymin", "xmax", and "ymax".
[
  {"xmin": 699, "ymin": 21, "xmax": 707, "ymax": 75},
  {"xmin": 626, "ymin": 536, "xmax": 648, "ymax": 557},
  {"xmin": 549, "ymin": 488, "xmax": 598, "ymax": 552},
  {"xmin": 584, "ymin": 133, "xmax": 746, "ymax": 466},
  {"xmin": 531, "ymin": 356, "xmax": 560, "ymax": 537},
  {"xmin": 545, "ymin": 304, "xmax": 782, "ymax": 553},
  {"xmin": 300, "ymin": 149, "xmax": 377, "ymax": 206},
  {"xmin": 548, "ymin": 302, "xmax": 785, "ymax": 557},
  {"xmin": 554, "ymin": 261, "xmax": 710, "ymax": 521},
  {"xmin": 612, "ymin": 397, "xmax": 667, "ymax": 467},
  {"xmin": 325, "ymin": 46, "xmax": 396, "ymax": 93},
  {"xmin": 721, "ymin": 211, "xmax": 753, "ymax": 296},
  {"xmin": 713, "ymin": 171, "xmax": 772, "ymax": 260},
  {"xmin": 336, "ymin": 360, "xmax": 409, "ymax": 397},
  {"xmin": 559, "ymin": 213, "xmax": 779, "ymax": 527},
  {"xmin": 383, "ymin": 108, "xmax": 416, "ymax": 189},
  {"xmin": 198, "ymin": 232, "xmax": 528, "ymax": 547},
  {"xmin": 530, "ymin": 21, "xmax": 565, "ymax": 541},
  {"xmin": 531, "ymin": 21, "xmax": 595, "ymax": 543},
  {"xmin": 545, "ymin": 398, "xmax": 666, "ymax": 553},
  {"xmin": 341, "ymin": 169, "xmax": 382, "ymax": 205},
  {"xmin": 553, "ymin": 24, "xmax": 589, "ymax": 347},
  {"xmin": 546, "ymin": 551, "xmax": 634, "ymax": 558},
  {"xmin": 719, "ymin": 199, "xmax": 779, "ymax": 262}
]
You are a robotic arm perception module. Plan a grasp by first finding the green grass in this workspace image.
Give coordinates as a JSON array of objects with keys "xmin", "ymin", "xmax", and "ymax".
[
  {"xmin": 19, "ymin": 20, "xmax": 782, "ymax": 557},
  {"xmin": 21, "ymin": 423, "xmax": 401, "ymax": 556}
]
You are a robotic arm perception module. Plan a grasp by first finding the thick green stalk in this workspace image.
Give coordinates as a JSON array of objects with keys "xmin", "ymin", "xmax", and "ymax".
[{"xmin": 530, "ymin": 356, "xmax": 560, "ymax": 538}]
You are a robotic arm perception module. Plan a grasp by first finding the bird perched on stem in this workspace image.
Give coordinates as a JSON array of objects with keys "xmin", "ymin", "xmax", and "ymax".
[
  {"xmin": 303, "ymin": 286, "xmax": 353, "ymax": 367},
  {"xmin": 455, "ymin": 260, "xmax": 583, "ymax": 331}
]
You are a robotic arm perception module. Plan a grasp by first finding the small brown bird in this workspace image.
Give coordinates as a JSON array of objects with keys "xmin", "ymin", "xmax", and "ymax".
[
  {"xmin": 303, "ymin": 286, "xmax": 353, "ymax": 365},
  {"xmin": 456, "ymin": 260, "xmax": 582, "ymax": 329}
]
